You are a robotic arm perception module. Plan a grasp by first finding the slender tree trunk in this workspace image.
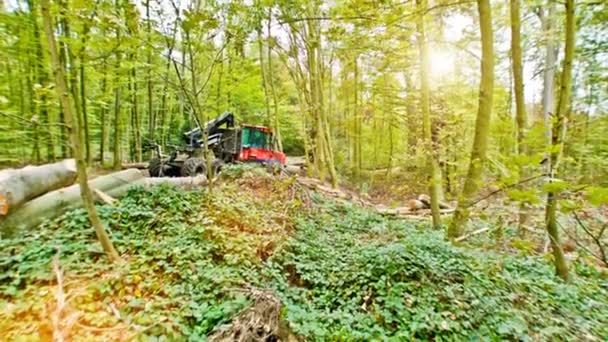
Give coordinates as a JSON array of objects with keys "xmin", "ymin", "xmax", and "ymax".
[
  {"xmin": 100, "ymin": 62, "xmax": 108, "ymax": 163},
  {"xmin": 448, "ymin": 0, "xmax": 494, "ymax": 238},
  {"xmin": 267, "ymin": 9, "xmax": 283, "ymax": 152},
  {"xmin": 113, "ymin": 26, "xmax": 122, "ymax": 171},
  {"xmin": 57, "ymin": 20, "xmax": 69, "ymax": 158},
  {"xmin": 257, "ymin": 27, "xmax": 272, "ymax": 128},
  {"xmin": 28, "ymin": 0, "xmax": 55, "ymax": 162},
  {"xmin": 405, "ymin": 73, "xmax": 418, "ymax": 154},
  {"xmin": 130, "ymin": 61, "xmax": 142, "ymax": 162},
  {"xmin": 353, "ymin": 56, "xmax": 360, "ymax": 184},
  {"xmin": 216, "ymin": 48, "xmax": 223, "ymax": 115},
  {"xmin": 40, "ymin": 0, "xmax": 119, "ymax": 261},
  {"xmin": 545, "ymin": 0, "xmax": 575, "ymax": 281},
  {"xmin": 417, "ymin": 0, "xmax": 442, "ymax": 227},
  {"xmin": 59, "ymin": 0, "xmax": 84, "ymax": 160},
  {"xmin": 541, "ymin": 2, "xmax": 557, "ymax": 144},
  {"xmin": 510, "ymin": 0, "xmax": 529, "ymax": 236},
  {"xmin": 80, "ymin": 54, "xmax": 90, "ymax": 164},
  {"xmin": 113, "ymin": 82, "xmax": 122, "ymax": 170},
  {"xmin": 146, "ymin": 0, "xmax": 154, "ymax": 145}
]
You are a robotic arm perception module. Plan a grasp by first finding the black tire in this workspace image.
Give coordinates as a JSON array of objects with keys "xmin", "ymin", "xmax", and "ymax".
[
  {"xmin": 148, "ymin": 158, "xmax": 163, "ymax": 177},
  {"xmin": 181, "ymin": 158, "xmax": 206, "ymax": 177},
  {"xmin": 211, "ymin": 159, "xmax": 225, "ymax": 176}
]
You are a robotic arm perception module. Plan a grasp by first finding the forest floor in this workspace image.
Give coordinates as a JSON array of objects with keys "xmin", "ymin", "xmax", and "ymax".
[{"xmin": 1, "ymin": 165, "xmax": 607, "ymax": 341}]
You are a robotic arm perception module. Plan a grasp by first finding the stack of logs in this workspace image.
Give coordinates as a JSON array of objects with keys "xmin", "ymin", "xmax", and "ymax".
[
  {"xmin": 295, "ymin": 177, "xmax": 454, "ymax": 219},
  {"xmin": 0, "ymin": 160, "xmax": 208, "ymax": 235},
  {"xmin": 1, "ymin": 160, "xmax": 456, "ymax": 235}
]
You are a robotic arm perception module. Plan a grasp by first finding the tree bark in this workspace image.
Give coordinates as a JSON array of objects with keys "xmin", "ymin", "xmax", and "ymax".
[
  {"xmin": 541, "ymin": 2, "xmax": 557, "ymax": 142},
  {"xmin": 545, "ymin": 0, "xmax": 575, "ymax": 281},
  {"xmin": 257, "ymin": 27, "xmax": 272, "ymax": 128},
  {"xmin": 417, "ymin": 0, "xmax": 442, "ymax": 228},
  {"xmin": 0, "ymin": 159, "xmax": 76, "ymax": 219},
  {"xmin": 146, "ymin": 0, "xmax": 154, "ymax": 145},
  {"xmin": 80, "ymin": 50, "xmax": 90, "ymax": 164},
  {"xmin": 1, "ymin": 169, "xmax": 143, "ymax": 234},
  {"xmin": 100, "ymin": 62, "xmax": 109, "ymax": 163},
  {"xmin": 267, "ymin": 9, "xmax": 283, "ymax": 152},
  {"xmin": 447, "ymin": 0, "xmax": 494, "ymax": 238},
  {"xmin": 130, "ymin": 63, "xmax": 142, "ymax": 162},
  {"xmin": 40, "ymin": 0, "xmax": 119, "ymax": 261},
  {"xmin": 510, "ymin": 0, "xmax": 529, "ymax": 236},
  {"xmin": 28, "ymin": 0, "xmax": 55, "ymax": 162}
]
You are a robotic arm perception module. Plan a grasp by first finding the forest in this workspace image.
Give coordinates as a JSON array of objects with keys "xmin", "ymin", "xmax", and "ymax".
[{"xmin": 0, "ymin": 0, "xmax": 607, "ymax": 340}]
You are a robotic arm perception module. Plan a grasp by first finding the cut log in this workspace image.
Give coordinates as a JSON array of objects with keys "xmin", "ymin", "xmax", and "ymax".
[
  {"xmin": 105, "ymin": 176, "xmax": 210, "ymax": 198},
  {"xmin": 0, "ymin": 159, "xmax": 77, "ymax": 219},
  {"xmin": 0, "ymin": 169, "xmax": 143, "ymax": 234},
  {"xmin": 144, "ymin": 175, "xmax": 209, "ymax": 188},
  {"xmin": 377, "ymin": 206, "xmax": 455, "ymax": 217},
  {"xmin": 122, "ymin": 162, "xmax": 148, "ymax": 170},
  {"xmin": 408, "ymin": 199, "xmax": 425, "ymax": 210},
  {"xmin": 417, "ymin": 194, "xmax": 453, "ymax": 210}
]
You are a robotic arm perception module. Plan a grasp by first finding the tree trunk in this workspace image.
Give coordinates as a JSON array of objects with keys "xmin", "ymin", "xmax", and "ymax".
[
  {"xmin": 447, "ymin": 0, "xmax": 494, "ymax": 238},
  {"xmin": 267, "ymin": 9, "xmax": 283, "ymax": 152},
  {"xmin": 353, "ymin": 56, "xmax": 360, "ymax": 184},
  {"xmin": 40, "ymin": 0, "xmax": 119, "ymax": 261},
  {"xmin": 59, "ymin": 0, "xmax": 84, "ymax": 161},
  {"xmin": 146, "ymin": 0, "xmax": 154, "ymax": 145},
  {"xmin": 545, "ymin": 0, "xmax": 575, "ymax": 281},
  {"xmin": 417, "ymin": 0, "xmax": 442, "ymax": 228},
  {"xmin": 113, "ymin": 84, "xmax": 122, "ymax": 170},
  {"xmin": 258, "ymin": 27, "xmax": 272, "ymax": 128},
  {"xmin": 80, "ymin": 51, "xmax": 90, "ymax": 164},
  {"xmin": 1, "ymin": 169, "xmax": 143, "ymax": 234},
  {"xmin": 28, "ymin": 0, "xmax": 55, "ymax": 162},
  {"xmin": 510, "ymin": 0, "xmax": 529, "ymax": 236},
  {"xmin": 100, "ymin": 62, "xmax": 108, "ymax": 164},
  {"xmin": 131, "ymin": 64, "xmax": 142, "ymax": 162},
  {"xmin": 541, "ymin": 2, "xmax": 557, "ymax": 142}
]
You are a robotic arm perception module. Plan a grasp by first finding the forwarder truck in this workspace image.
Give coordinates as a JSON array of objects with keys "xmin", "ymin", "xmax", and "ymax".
[{"xmin": 147, "ymin": 112, "xmax": 286, "ymax": 177}]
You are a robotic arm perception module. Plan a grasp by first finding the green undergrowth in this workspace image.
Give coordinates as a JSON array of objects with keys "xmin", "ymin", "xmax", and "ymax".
[{"xmin": 1, "ymin": 173, "xmax": 607, "ymax": 341}]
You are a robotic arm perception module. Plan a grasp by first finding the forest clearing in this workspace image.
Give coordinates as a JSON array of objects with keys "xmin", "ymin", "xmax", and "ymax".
[{"xmin": 0, "ymin": 0, "xmax": 607, "ymax": 340}]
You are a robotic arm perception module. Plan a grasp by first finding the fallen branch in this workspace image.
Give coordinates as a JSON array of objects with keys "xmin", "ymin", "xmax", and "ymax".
[
  {"xmin": 377, "ymin": 207, "xmax": 455, "ymax": 217},
  {"xmin": 94, "ymin": 189, "xmax": 117, "ymax": 206},
  {"xmin": 466, "ymin": 174, "xmax": 546, "ymax": 208},
  {"xmin": 455, "ymin": 227, "xmax": 490, "ymax": 242}
]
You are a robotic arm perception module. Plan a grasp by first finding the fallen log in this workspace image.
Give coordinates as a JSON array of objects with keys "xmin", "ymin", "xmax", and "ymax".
[
  {"xmin": 296, "ymin": 177, "xmax": 373, "ymax": 207},
  {"xmin": 121, "ymin": 162, "xmax": 148, "ymax": 170},
  {"xmin": 0, "ymin": 159, "xmax": 77, "ymax": 219},
  {"xmin": 0, "ymin": 169, "xmax": 143, "ymax": 234},
  {"xmin": 377, "ymin": 207, "xmax": 455, "ymax": 217},
  {"xmin": 417, "ymin": 194, "xmax": 453, "ymax": 210},
  {"xmin": 144, "ymin": 175, "xmax": 209, "ymax": 188},
  {"xmin": 105, "ymin": 176, "xmax": 210, "ymax": 198}
]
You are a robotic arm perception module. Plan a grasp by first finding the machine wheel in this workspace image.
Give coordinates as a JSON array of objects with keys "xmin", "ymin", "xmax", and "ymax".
[
  {"xmin": 148, "ymin": 158, "xmax": 163, "ymax": 177},
  {"xmin": 181, "ymin": 158, "xmax": 206, "ymax": 177},
  {"xmin": 211, "ymin": 159, "xmax": 225, "ymax": 176}
]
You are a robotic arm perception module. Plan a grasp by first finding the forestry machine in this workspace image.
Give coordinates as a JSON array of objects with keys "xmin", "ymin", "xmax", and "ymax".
[{"xmin": 146, "ymin": 112, "xmax": 286, "ymax": 177}]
